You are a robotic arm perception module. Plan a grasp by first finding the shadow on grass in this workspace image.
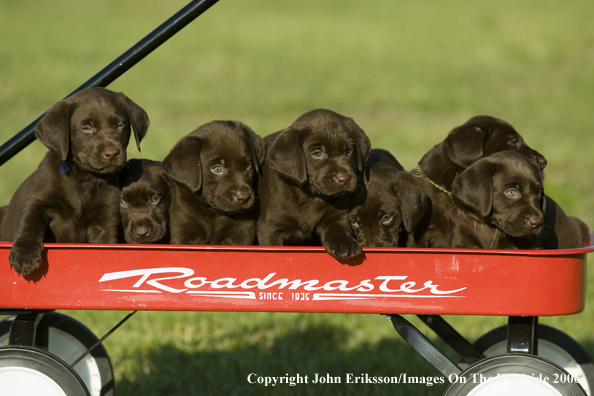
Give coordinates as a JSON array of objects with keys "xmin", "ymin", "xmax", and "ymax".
[{"xmin": 115, "ymin": 322, "xmax": 449, "ymax": 396}]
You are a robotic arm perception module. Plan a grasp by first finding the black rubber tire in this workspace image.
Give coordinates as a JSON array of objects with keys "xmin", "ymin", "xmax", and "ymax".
[
  {"xmin": 0, "ymin": 312, "xmax": 114, "ymax": 396},
  {"xmin": 0, "ymin": 345, "xmax": 90, "ymax": 395},
  {"xmin": 445, "ymin": 353, "xmax": 587, "ymax": 395},
  {"xmin": 463, "ymin": 324, "xmax": 594, "ymax": 395}
]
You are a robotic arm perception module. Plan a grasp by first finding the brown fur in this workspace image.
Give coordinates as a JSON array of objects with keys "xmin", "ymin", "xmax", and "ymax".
[
  {"xmin": 119, "ymin": 159, "xmax": 171, "ymax": 244},
  {"xmin": 349, "ymin": 149, "xmax": 428, "ymax": 247},
  {"xmin": 163, "ymin": 120, "xmax": 266, "ymax": 245},
  {"xmin": 257, "ymin": 109, "xmax": 371, "ymax": 259},
  {"xmin": 539, "ymin": 196, "xmax": 590, "ymax": 248},
  {"xmin": 450, "ymin": 151, "xmax": 545, "ymax": 249},
  {"xmin": 409, "ymin": 115, "xmax": 547, "ymax": 248},
  {"xmin": 1, "ymin": 87, "xmax": 148, "ymax": 274}
]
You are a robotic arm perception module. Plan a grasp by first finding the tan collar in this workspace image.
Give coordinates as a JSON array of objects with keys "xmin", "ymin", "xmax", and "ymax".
[{"xmin": 411, "ymin": 166, "xmax": 452, "ymax": 198}]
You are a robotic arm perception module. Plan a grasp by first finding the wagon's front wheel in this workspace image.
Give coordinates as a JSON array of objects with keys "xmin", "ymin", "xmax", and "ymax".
[
  {"xmin": 0, "ymin": 346, "xmax": 90, "ymax": 395},
  {"xmin": 445, "ymin": 354, "xmax": 587, "ymax": 396},
  {"xmin": 461, "ymin": 324, "xmax": 594, "ymax": 395},
  {"xmin": 0, "ymin": 312, "xmax": 114, "ymax": 396}
]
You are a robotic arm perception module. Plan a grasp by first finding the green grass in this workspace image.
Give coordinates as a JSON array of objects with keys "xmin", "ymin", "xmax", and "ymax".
[{"xmin": 1, "ymin": 1, "xmax": 594, "ymax": 395}]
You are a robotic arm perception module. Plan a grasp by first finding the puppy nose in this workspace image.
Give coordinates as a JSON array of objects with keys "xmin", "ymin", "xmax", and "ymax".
[
  {"xmin": 528, "ymin": 216, "xmax": 543, "ymax": 228},
  {"xmin": 134, "ymin": 225, "xmax": 150, "ymax": 237},
  {"xmin": 234, "ymin": 190, "xmax": 251, "ymax": 204},
  {"xmin": 537, "ymin": 156, "xmax": 548, "ymax": 169},
  {"xmin": 334, "ymin": 173, "xmax": 351, "ymax": 185},
  {"xmin": 102, "ymin": 146, "xmax": 120, "ymax": 160}
]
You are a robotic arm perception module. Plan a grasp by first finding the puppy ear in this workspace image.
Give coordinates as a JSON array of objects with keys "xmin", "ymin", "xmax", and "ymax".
[
  {"xmin": 162, "ymin": 136, "xmax": 202, "ymax": 193},
  {"xmin": 267, "ymin": 127, "xmax": 307, "ymax": 185},
  {"xmin": 351, "ymin": 121, "xmax": 371, "ymax": 172},
  {"xmin": 451, "ymin": 161, "xmax": 495, "ymax": 219},
  {"xmin": 34, "ymin": 100, "xmax": 73, "ymax": 162},
  {"xmin": 240, "ymin": 123, "xmax": 266, "ymax": 175},
  {"xmin": 443, "ymin": 124, "xmax": 488, "ymax": 168},
  {"xmin": 120, "ymin": 93, "xmax": 149, "ymax": 152},
  {"xmin": 393, "ymin": 172, "xmax": 429, "ymax": 233}
]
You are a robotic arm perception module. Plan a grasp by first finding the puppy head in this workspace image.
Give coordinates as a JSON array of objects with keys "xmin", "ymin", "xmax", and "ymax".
[
  {"xmin": 35, "ymin": 87, "xmax": 149, "ymax": 174},
  {"xmin": 162, "ymin": 120, "xmax": 266, "ymax": 213},
  {"xmin": 451, "ymin": 151, "xmax": 545, "ymax": 237},
  {"xmin": 349, "ymin": 150, "xmax": 428, "ymax": 247},
  {"xmin": 119, "ymin": 159, "xmax": 171, "ymax": 244},
  {"xmin": 443, "ymin": 115, "xmax": 547, "ymax": 171},
  {"xmin": 268, "ymin": 109, "xmax": 371, "ymax": 196}
]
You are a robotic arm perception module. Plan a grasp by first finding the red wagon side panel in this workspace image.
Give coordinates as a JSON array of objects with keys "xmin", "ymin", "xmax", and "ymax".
[{"xmin": 0, "ymin": 242, "xmax": 590, "ymax": 316}]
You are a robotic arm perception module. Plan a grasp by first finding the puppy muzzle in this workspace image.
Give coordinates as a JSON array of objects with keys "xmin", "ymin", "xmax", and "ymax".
[
  {"xmin": 86, "ymin": 142, "xmax": 126, "ymax": 173},
  {"xmin": 126, "ymin": 218, "xmax": 166, "ymax": 244},
  {"xmin": 504, "ymin": 214, "xmax": 544, "ymax": 237},
  {"xmin": 212, "ymin": 186, "xmax": 255, "ymax": 213},
  {"xmin": 316, "ymin": 169, "xmax": 357, "ymax": 196}
]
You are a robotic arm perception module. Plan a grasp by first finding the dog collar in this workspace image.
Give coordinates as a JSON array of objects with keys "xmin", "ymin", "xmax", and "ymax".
[
  {"xmin": 411, "ymin": 166, "xmax": 452, "ymax": 197},
  {"xmin": 59, "ymin": 162, "xmax": 119, "ymax": 192},
  {"xmin": 60, "ymin": 163, "xmax": 71, "ymax": 175}
]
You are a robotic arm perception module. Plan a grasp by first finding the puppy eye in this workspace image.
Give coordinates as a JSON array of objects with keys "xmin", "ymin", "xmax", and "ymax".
[
  {"xmin": 81, "ymin": 125, "xmax": 93, "ymax": 133},
  {"xmin": 505, "ymin": 189, "xmax": 517, "ymax": 198},
  {"xmin": 149, "ymin": 195, "xmax": 161, "ymax": 205},
  {"xmin": 311, "ymin": 150, "xmax": 324, "ymax": 159},
  {"xmin": 382, "ymin": 214, "xmax": 394, "ymax": 225},
  {"xmin": 508, "ymin": 139, "xmax": 518, "ymax": 146},
  {"xmin": 120, "ymin": 199, "xmax": 128, "ymax": 208},
  {"xmin": 116, "ymin": 122, "xmax": 126, "ymax": 129},
  {"xmin": 350, "ymin": 219, "xmax": 360, "ymax": 229},
  {"xmin": 346, "ymin": 148, "xmax": 354, "ymax": 155},
  {"xmin": 211, "ymin": 165, "xmax": 223, "ymax": 174},
  {"xmin": 537, "ymin": 189, "xmax": 544, "ymax": 199},
  {"xmin": 245, "ymin": 163, "xmax": 253, "ymax": 171}
]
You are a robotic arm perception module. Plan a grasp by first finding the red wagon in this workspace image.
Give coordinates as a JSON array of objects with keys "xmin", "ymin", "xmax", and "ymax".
[{"xmin": 0, "ymin": 241, "xmax": 593, "ymax": 395}]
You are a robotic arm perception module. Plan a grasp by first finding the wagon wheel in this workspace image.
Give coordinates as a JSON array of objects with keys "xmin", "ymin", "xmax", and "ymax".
[
  {"xmin": 459, "ymin": 324, "xmax": 594, "ymax": 395},
  {"xmin": 0, "ymin": 312, "xmax": 114, "ymax": 396},
  {"xmin": 0, "ymin": 346, "xmax": 90, "ymax": 396},
  {"xmin": 445, "ymin": 354, "xmax": 587, "ymax": 395}
]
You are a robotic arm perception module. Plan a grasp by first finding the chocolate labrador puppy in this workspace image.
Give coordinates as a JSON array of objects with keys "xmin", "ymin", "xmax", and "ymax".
[
  {"xmin": 257, "ymin": 109, "xmax": 371, "ymax": 259},
  {"xmin": 540, "ymin": 196, "xmax": 589, "ymax": 248},
  {"xmin": 163, "ymin": 120, "xmax": 266, "ymax": 245},
  {"xmin": 348, "ymin": 149, "xmax": 428, "ymax": 247},
  {"xmin": 1, "ymin": 87, "xmax": 149, "ymax": 274},
  {"xmin": 408, "ymin": 115, "xmax": 547, "ymax": 248},
  {"xmin": 412, "ymin": 115, "xmax": 588, "ymax": 248},
  {"xmin": 119, "ymin": 159, "xmax": 171, "ymax": 244},
  {"xmin": 450, "ymin": 151, "xmax": 546, "ymax": 249},
  {"xmin": 418, "ymin": 115, "xmax": 547, "ymax": 189}
]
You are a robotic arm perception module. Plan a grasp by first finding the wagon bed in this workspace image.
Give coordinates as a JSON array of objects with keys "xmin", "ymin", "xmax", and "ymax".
[
  {"xmin": 0, "ymin": 241, "xmax": 593, "ymax": 396},
  {"xmin": 0, "ymin": 242, "xmax": 591, "ymax": 316}
]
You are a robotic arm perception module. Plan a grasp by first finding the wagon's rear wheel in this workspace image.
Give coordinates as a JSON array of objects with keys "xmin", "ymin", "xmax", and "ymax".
[
  {"xmin": 0, "ymin": 346, "xmax": 90, "ymax": 395},
  {"xmin": 0, "ymin": 312, "xmax": 114, "ymax": 396},
  {"xmin": 445, "ymin": 354, "xmax": 587, "ymax": 396},
  {"xmin": 460, "ymin": 324, "xmax": 594, "ymax": 395}
]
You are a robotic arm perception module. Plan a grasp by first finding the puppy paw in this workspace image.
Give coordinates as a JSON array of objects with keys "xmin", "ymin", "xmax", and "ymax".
[
  {"xmin": 9, "ymin": 243, "xmax": 43, "ymax": 275},
  {"xmin": 219, "ymin": 238, "xmax": 237, "ymax": 246},
  {"xmin": 324, "ymin": 235, "xmax": 362, "ymax": 259}
]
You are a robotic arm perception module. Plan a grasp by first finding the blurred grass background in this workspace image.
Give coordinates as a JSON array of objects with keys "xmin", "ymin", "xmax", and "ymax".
[{"xmin": 1, "ymin": 1, "xmax": 593, "ymax": 395}]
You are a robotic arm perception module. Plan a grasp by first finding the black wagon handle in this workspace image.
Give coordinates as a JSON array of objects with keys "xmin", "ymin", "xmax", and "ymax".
[{"xmin": 0, "ymin": 0, "xmax": 220, "ymax": 167}]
